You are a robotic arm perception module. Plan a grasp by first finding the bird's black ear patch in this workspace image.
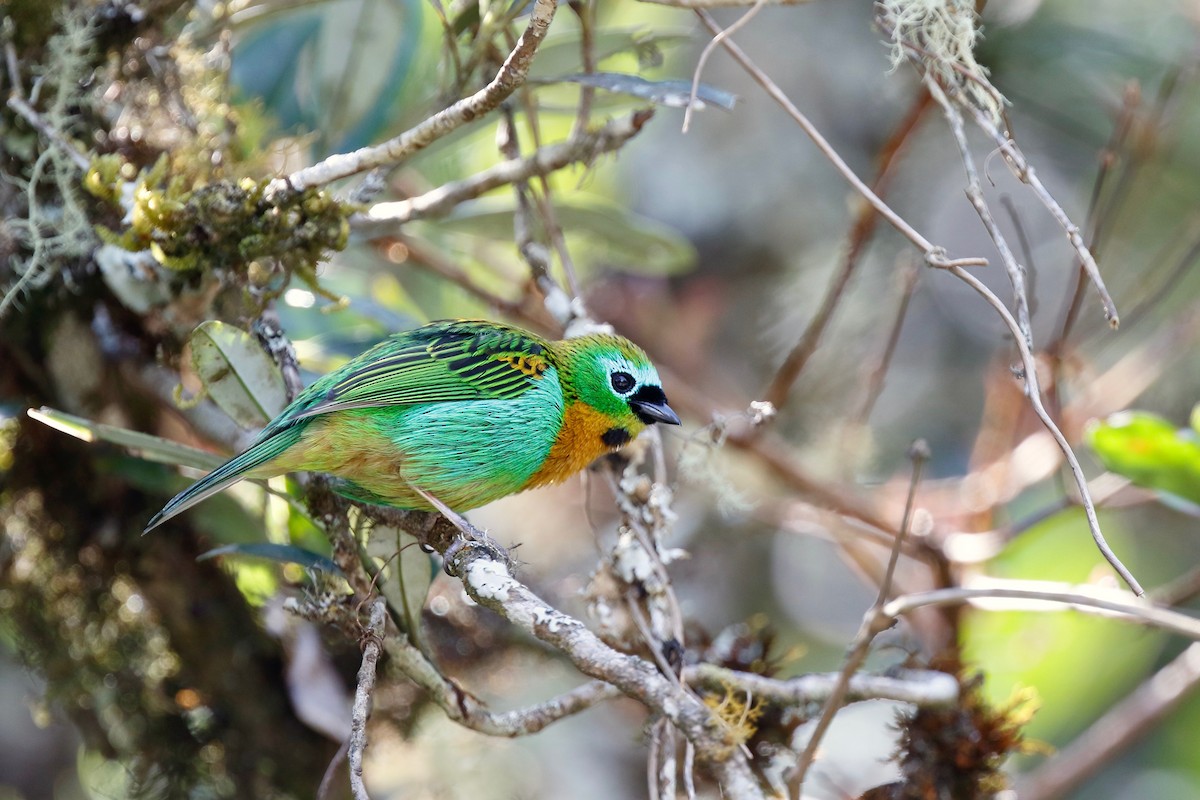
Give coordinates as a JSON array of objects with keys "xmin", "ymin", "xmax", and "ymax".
[{"xmin": 602, "ymin": 427, "xmax": 632, "ymax": 448}]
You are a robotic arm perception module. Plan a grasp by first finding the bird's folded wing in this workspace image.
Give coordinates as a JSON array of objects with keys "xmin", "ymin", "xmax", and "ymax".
[{"xmin": 291, "ymin": 320, "xmax": 553, "ymax": 420}]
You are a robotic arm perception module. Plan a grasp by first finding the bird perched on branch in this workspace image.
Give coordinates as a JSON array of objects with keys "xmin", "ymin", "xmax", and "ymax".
[{"xmin": 145, "ymin": 319, "xmax": 680, "ymax": 531}]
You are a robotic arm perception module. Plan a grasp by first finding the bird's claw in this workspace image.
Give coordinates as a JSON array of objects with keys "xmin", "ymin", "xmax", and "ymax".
[{"xmin": 441, "ymin": 531, "xmax": 511, "ymax": 577}]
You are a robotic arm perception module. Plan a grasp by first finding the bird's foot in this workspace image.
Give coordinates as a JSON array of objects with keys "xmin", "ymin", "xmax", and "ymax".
[{"xmin": 442, "ymin": 530, "xmax": 512, "ymax": 578}]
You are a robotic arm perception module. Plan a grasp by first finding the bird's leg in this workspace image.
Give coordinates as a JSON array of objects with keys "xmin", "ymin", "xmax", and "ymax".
[{"xmin": 404, "ymin": 481, "xmax": 513, "ymax": 575}]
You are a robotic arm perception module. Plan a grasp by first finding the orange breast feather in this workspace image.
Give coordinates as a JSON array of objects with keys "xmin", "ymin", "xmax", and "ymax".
[{"xmin": 523, "ymin": 402, "xmax": 624, "ymax": 490}]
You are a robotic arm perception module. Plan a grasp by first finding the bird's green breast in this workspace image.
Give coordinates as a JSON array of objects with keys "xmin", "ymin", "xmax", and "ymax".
[{"xmin": 270, "ymin": 366, "xmax": 567, "ymax": 511}]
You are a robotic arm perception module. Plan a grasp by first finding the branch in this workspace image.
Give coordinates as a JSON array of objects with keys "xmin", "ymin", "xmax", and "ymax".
[
  {"xmin": 693, "ymin": 10, "xmax": 987, "ymax": 273},
  {"xmin": 687, "ymin": 664, "xmax": 960, "ymax": 708},
  {"xmin": 793, "ymin": 441, "xmax": 928, "ymax": 787},
  {"xmin": 761, "ymin": 90, "xmax": 932, "ymax": 412},
  {"xmin": 349, "ymin": 599, "xmax": 386, "ymax": 800},
  {"xmin": 354, "ymin": 110, "xmax": 653, "ymax": 229},
  {"xmin": 267, "ymin": 0, "xmax": 559, "ymax": 195},
  {"xmin": 927, "ymin": 77, "xmax": 1034, "ymax": 348},
  {"xmin": 966, "ymin": 102, "xmax": 1119, "ymax": 329},
  {"xmin": 946, "ymin": 265, "xmax": 1143, "ymax": 596},
  {"xmin": 447, "ymin": 541, "xmax": 765, "ymax": 799},
  {"xmin": 882, "ymin": 581, "xmax": 1200, "ymax": 640}
]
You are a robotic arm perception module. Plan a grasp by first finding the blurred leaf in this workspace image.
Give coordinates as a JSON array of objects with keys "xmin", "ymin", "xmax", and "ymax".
[
  {"xmin": 27, "ymin": 407, "xmax": 224, "ymax": 470},
  {"xmin": 189, "ymin": 321, "xmax": 288, "ymax": 429},
  {"xmin": 366, "ymin": 526, "xmax": 435, "ymax": 636},
  {"xmin": 332, "ymin": 0, "xmax": 425, "ymax": 152},
  {"xmin": 440, "ymin": 197, "xmax": 696, "ymax": 276},
  {"xmin": 1086, "ymin": 411, "xmax": 1200, "ymax": 506},
  {"xmin": 230, "ymin": 12, "xmax": 323, "ymax": 131},
  {"xmin": 544, "ymin": 73, "xmax": 737, "ymax": 111},
  {"xmin": 232, "ymin": 0, "xmax": 428, "ymax": 156},
  {"xmin": 198, "ymin": 542, "xmax": 341, "ymax": 575},
  {"xmin": 961, "ymin": 509, "xmax": 1162, "ymax": 744},
  {"xmin": 528, "ymin": 28, "xmax": 693, "ymax": 77}
]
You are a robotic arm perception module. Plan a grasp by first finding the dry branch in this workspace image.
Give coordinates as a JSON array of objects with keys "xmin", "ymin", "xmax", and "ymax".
[
  {"xmin": 946, "ymin": 265, "xmax": 1144, "ymax": 595},
  {"xmin": 694, "ymin": 11, "xmax": 987, "ymax": 274},
  {"xmin": 687, "ymin": 664, "xmax": 960, "ymax": 708},
  {"xmin": 267, "ymin": 0, "xmax": 559, "ymax": 195},
  {"xmin": 446, "ymin": 540, "xmax": 766, "ymax": 799},
  {"xmin": 354, "ymin": 110, "xmax": 653, "ymax": 229},
  {"xmin": 882, "ymin": 581, "xmax": 1200, "ymax": 640},
  {"xmin": 349, "ymin": 599, "xmax": 386, "ymax": 800},
  {"xmin": 792, "ymin": 441, "xmax": 928, "ymax": 787}
]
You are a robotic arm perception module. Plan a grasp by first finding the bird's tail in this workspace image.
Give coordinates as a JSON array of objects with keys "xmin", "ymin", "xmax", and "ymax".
[{"xmin": 143, "ymin": 427, "xmax": 303, "ymax": 533}]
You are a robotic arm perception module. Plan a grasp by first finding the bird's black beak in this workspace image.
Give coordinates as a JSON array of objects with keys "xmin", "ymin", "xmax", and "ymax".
[{"xmin": 628, "ymin": 386, "xmax": 681, "ymax": 426}]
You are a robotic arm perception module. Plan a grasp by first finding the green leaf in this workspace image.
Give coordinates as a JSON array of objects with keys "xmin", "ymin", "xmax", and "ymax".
[
  {"xmin": 189, "ymin": 321, "xmax": 288, "ymax": 429},
  {"xmin": 1085, "ymin": 411, "xmax": 1200, "ymax": 506},
  {"xmin": 440, "ymin": 197, "xmax": 696, "ymax": 276},
  {"xmin": 27, "ymin": 407, "xmax": 224, "ymax": 470},
  {"xmin": 198, "ymin": 542, "xmax": 341, "ymax": 575},
  {"xmin": 962, "ymin": 509, "xmax": 1162, "ymax": 745}
]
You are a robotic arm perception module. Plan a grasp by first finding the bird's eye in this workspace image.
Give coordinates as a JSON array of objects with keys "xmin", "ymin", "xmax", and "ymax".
[{"xmin": 610, "ymin": 371, "xmax": 635, "ymax": 394}]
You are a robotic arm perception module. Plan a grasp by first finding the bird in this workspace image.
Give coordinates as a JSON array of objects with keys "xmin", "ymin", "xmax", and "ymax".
[{"xmin": 145, "ymin": 319, "xmax": 680, "ymax": 531}]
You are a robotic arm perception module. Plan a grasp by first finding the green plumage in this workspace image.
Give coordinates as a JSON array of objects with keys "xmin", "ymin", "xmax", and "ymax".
[{"xmin": 145, "ymin": 319, "xmax": 679, "ymax": 531}]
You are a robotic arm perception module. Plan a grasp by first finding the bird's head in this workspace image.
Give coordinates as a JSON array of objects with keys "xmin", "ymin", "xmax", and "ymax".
[{"xmin": 556, "ymin": 334, "xmax": 681, "ymax": 448}]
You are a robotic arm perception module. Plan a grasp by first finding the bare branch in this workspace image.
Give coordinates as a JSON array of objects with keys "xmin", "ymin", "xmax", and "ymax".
[
  {"xmin": 268, "ymin": 0, "xmax": 559, "ymax": 195},
  {"xmin": 683, "ymin": 0, "xmax": 767, "ymax": 134},
  {"xmin": 447, "ymin": 541, "xmax": 766, "ymax": 799},
  {"xmin": 687, "ymin": 664, "xmax": 960, "ymax": 708},
  {"xmin": 354, "ymin": 110, "xmax": 653, "ymax": 229},
  {"xmin": 882, "ymin": 581, "xmax": 1200, "ymax": 640},
  {"xmin": 927, "ymin": 77, "xmax": 1033, "ymax": 348},
  {"xmin": 965, "ymin": 103, "xmax": 1120, "ymax": 328},
  {"xmin": 946, "ymin": 265, "xmax": 1143, "ymax": 595},
  {"xmin": 349, "ymin": 599, "xmax": 386, "ymax": 800},
  {"xmin": 792, "ymin": 441, "xmax": 929, "ymax": 788},
  {"xmin": 694, "ymin": 11, "xmax": 987, "ymax": 273}
]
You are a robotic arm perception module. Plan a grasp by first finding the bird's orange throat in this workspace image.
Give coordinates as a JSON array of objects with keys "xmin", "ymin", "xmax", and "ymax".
[{"xmin": 523, "ymin": 402, "xmax": 634, "ymax": 490}]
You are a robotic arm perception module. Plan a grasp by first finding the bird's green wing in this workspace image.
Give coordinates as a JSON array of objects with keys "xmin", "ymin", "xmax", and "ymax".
[{"xmin": 290, "ymin": 320, "xmax": 554, "ymax": 421}]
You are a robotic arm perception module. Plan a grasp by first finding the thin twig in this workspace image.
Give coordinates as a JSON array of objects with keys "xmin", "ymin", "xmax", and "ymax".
[
  {"xmin": 855, "ymin": 259, "xmax": 920, "ymax": 425},
  {"xmin": 354, "ymin": 110, "xmax": 653, "ymax": 228},
  {"xmin": 1017, "ymin": 641, "xmax": 1200, "ymax": 800},
  {"xmin": 6, "ymin": 95, "xmax": 91, "ymax": 171},
  {"xmin": 348, "ymin": 599, "xmax": 387, "ymax": 800},
  {"xmin": 761, "ymin": 89, "xmax": 932, "ymax": 412},
  {"xmin": 682, "ymin": 0, "xmax": 767, "ymax": 134},
  {"xmin": 947, "ymin": 265, "xmax": 1143, "ymax": 595},
  {"xmin": 928, "ymin": 77, "xmax": 1033, "ymax": 348},
  {"xmin": 694, "ymin": 10, "xmax": 986, "ymax": 273},
  {"xmin": 568, "ymin": 0, "xmax": 597, "ymax": 142},
  {"xmin": 792, "ymin": 441, "xmax": 929, "ymax": 790},
  {"xmin": 882, "ymin": 581, "xmax": 1200, "ymax": 640},
  {"xmin": 268, "ymin": 0, "xmax": 559, "ymax": 195},
  {"xmin": 1053, "ymin": 82, "xmax": 1140, "ymax": 349},
  {"xmin": 965, "ymin": 103, "xmax": 1120, "ymax": 328}
]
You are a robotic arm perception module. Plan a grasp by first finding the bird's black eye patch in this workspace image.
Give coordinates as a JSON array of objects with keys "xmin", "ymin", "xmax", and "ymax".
[
  {"xmin": 602, "ymin": 427, "xmax": 631, "ymax": 448},
  {"xmin": 610, "ymin": 371, "xmax": 635, "ymax": 394}
]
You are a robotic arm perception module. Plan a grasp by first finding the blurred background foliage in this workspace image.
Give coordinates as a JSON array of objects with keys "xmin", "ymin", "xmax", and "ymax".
[{"xmin": 4, "ymin": 0, "xmax": 1200, "ymax": 798}]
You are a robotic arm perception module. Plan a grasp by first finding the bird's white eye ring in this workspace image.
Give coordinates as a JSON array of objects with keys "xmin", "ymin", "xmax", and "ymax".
[{"xmin": 610, "ymin": 371, "xmax": 635, "ymax": 394}]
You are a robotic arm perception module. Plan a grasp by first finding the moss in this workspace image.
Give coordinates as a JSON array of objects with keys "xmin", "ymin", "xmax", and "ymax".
[
  {"xmin": 88, "ymin": 153, "xmax": 350, "ymax": 297},
  {"xmin": 872, "ymin": 671, "xmax": 1039, "ymax": 799}
]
